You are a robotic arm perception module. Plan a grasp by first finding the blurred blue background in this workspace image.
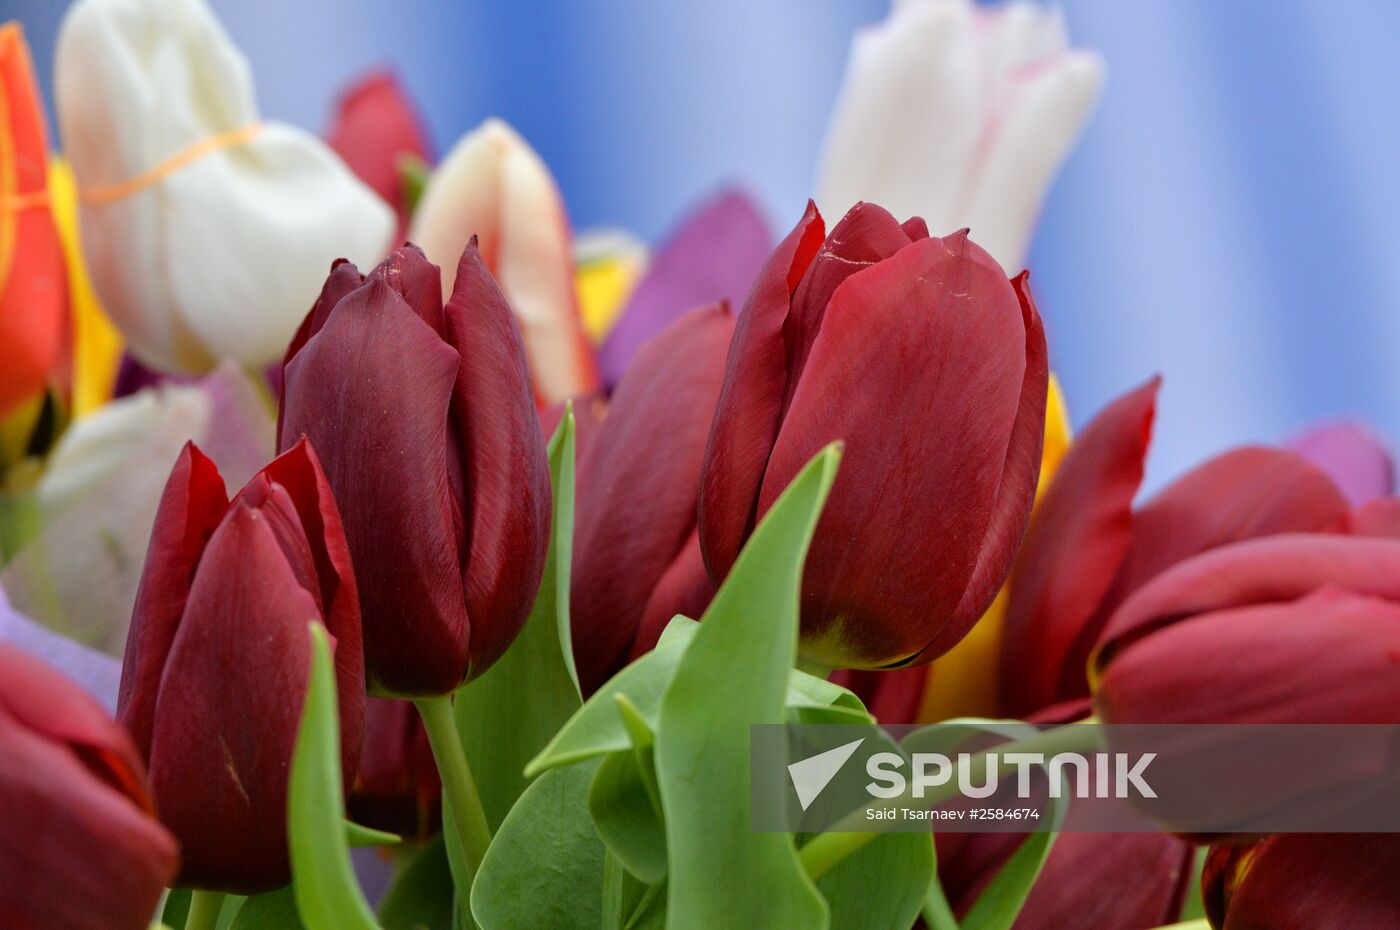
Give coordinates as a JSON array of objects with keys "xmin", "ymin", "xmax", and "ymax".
[{"xmin": 11, "ymin": 0, "xmax": 1400, "ymax": 487}]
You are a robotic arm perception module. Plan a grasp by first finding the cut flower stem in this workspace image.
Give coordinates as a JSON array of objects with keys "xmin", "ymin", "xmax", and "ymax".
[
  {"xmin": 414, "ymin": 695, "xmax": 494, "ymax": 884},
  {"xmin": 183, "ymin": 890, "xmax": 226, "ymax": 930}
]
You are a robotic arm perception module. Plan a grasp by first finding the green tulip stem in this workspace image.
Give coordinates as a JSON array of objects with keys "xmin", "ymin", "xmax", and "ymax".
[
  {"xmin": 183, "ymin": 890, "xmax": 226, "ymax": 930},
  {"xmin": 414, "ymin": 696, "xmax": 493, "ymax": 882},
  {"xmin": 797, "ymin": 721, "xmax": 1103, "ymax": 881}
]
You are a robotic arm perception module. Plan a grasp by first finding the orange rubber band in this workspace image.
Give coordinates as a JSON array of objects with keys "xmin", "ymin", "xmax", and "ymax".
[{"xmin": 0, "ymin": 122, "xmax": 263, "ymax": 214}]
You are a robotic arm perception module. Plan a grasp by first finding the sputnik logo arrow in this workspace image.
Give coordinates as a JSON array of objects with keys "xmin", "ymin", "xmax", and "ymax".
[{"xmin": 787, "ymin": 738, "xmax": 865, "ymax": 811}]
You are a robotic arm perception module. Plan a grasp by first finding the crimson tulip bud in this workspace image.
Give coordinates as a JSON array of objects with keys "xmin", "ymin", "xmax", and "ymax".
[
  {"xmin": 118, "ymin": 440, "xmax": 364, "ymax": 893},
  {"xmin": 348, "ymin": 697, "xmax": 441, "ymax": 839},
  {"xmin": 279, "ymin": 242, "xmax": 550, "ymax": 696},
  {"xmin": 0, "ymin": 645, "xmax": 178, "ymax": 930},
  {"xmin": 1203, "ymin": 834, "xmax": 1400, "ymax": 929},
  {"xmin": 699, "ymin": 202, "xmax": 1047, "ymax": 669},
  {"xmin": 571, "ymin": 303, "xmax": 734, "ymax": 692}
]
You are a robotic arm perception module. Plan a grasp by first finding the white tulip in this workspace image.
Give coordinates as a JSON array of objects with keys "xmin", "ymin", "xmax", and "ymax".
[
  {"xmin": 409, "ymin": 118, "xmax": 597, "ymax": 405},
  {"xmin": 816, "ymin": 0, "xmax": 1103, "ymax": 271},
  {"xmin": 54, "ymin": 0, "xmax": 394, "ymax": 373}
]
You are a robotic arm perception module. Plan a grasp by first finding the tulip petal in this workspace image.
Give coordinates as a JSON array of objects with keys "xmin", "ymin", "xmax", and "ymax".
[
  {"xmin": 442, "ymin": 242, "xmax": 552, "ymax": 679},
  {"xmin": 629, "ymin": 528, "xmax": 717, "ymax": 664},
  {"xmin": 597, "ymin": 188, "xmax": 771, "ymax": 389},
  {"xmin": 1098, "ymin": 582, "xmax": 1400, "ymax": 730},
  {"xmin": 698, "ymin": 202, "xmax": 823, "ymax": 584},
  {"xmin": 117, "ymin": 441, "xmax": 229, "ymax": 761},
  {"xmin": 573, "ymin": 304, "xmax": 733, "ymax": 691},
  {"xmin": 256, "ymin": 440, "xmax": 366, "ymax": 778},
  {"xmin": 1350, "ymin": 497, "xmax": 1400, "ymax": 539},
  {"xmin": 0, "ymin": 24, "xmax": 66, "ymax": 418},
  {"xmin": 0, "ymin": 696, "xmax": 178, "ymax": 930},
  {"xmin": 998, "ymin": 376, "xmax": 1157, "ymax": 716},
  {"xmin": 147, "ymin": 502, "xmax": 319, "ymax": 892},
  {"xmin": 1213, "ymin": 835, "xmax": 1400, "ymax": 929},
  {"xmin": 326, "ymin": 69, "xmax": 433, "ymax": 232},
  {"xmin": 758, "ymin": 232, "xmax": 1028, "ymax": 665},
  {"xmin": 1286, "ymin": 420, "xmax": 1395, "ymax": 507},
  {"xmin": 1095, "ymin": 534, "xmax": 1400, "ymax": 675},
  {"xmin": 283, "ymin": 278, "xmax": 468, "ymax": 695},
  {"xmin": 919, "ymin": 270, "xmax": 1047, "ymax": 661}
]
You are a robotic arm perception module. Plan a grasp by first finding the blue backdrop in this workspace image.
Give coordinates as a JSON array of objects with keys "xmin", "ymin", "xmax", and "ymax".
[{"xmin": 12, "ymin": 0, "xmax": 1400, "ymax": 487}]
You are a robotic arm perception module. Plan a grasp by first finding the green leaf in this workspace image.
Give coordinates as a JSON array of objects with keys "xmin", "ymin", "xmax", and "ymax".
[
  {"xmin": 817, "ymin": 832, "xmax": 933, "ymax": 930},
  {"xmin": 231, "ymin": 888, "xmax": 304, "ymax": 930},
  {"xmin": 457, "ymin": 409, "xmax": 584, "ymax": 831},
  {"xmin": 397, "ymin": 154, "xmax": 431, "ymax": 217},
  {"xmin": 288, "ymin": 622, "xmax": 380, "ymax": 930},
  {"xmin": 346, "ymin": 821, "xmax": 401, "ymax": 848},
  {"xmin": 528, "ymin": 618, "xmax": 869, "ymax": 777},
  {"xmin": 379, "ymin": 837, "xmax": 455, "ymax": 930},
  {"xmin": 588, "ymin": 697, "xmax": 666, "ymax": 883},
  {"xmin": 470, "ymin": 761, "xmax": 607, "ymax": 930},
  {"xmin": 653, "ymin": 443, "xmax": 843, "ymax": 930},
  {"xmin": 1178, "ymin": 846, "xmax": 1208, "ymax": 922}
]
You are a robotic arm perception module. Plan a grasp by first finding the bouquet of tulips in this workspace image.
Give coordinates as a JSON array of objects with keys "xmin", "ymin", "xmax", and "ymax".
[{"xmin": 3, "ymin": 0, "xmax": 1398, "ymax": 929}]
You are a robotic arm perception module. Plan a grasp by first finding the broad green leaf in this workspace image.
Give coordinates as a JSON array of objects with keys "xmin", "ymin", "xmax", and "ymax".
[
  {"xmin": 600, "ymin": 849, "xmax": 650, "ymax": 930},
  {"xmin": 346, "ymin": 821, "xmax": 401, "ymax": 848},
  {"xmin": 379, "ymin": 837, "xmax": 454, "ymax": 930},
  {"xmin": 458, "ymin": 410, "xmax": 583, "ymax": 831},
  {"xmin": 922, "ymin": 833, "xmax": 960, "ymax": 930},
  {"xmin": 288, "ymin": 622, "xmax": 380, "ymax": 930},
  {"xmin": 471, "ymin": 761, "xmax": 606, "ymax": 930},
  {"xmin": 654, "ymin": 444, "xmax": 842, "ymax": 930},
  {"xmin": 817, "ymin": 832, "xmax": 933, "ymax": 930},
  {"xmin": 588, "ymin": 697, "xmax": 666, "ymax": 883},
  {"xmin": 528, "ymin": 618, "xmax": 869, "ymax": 777},
  {"xmin": 231, "ymin": 888, "xmax": 304, "ymax": 930}
]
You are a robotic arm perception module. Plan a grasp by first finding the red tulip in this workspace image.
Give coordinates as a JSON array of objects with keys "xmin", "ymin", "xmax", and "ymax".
[
  {"xmin": 1093, "ymin": 534, "xmax": 1400, "ymax": 727},
  {"xmin": 999, "ymin": 377, "xmax": 1349, "ymax": 717},
  {"xmin": 1204, "ymin": 834, "xmax": 1400, "ymax": 929},
  {"xmin": 326, "ymin": 69, "xmax": 433, "ymax": 237},
  {"xmin": 279, "ymin": 242, "xmax": 550, "ymax": 696},
  {"xmin": 0, "ymin": 645, "xmax": 177, "ymax": 930},
  {"xmin": 118, "ymin": 440, "xmax": 364, "ymax": 893},
  {"xmin": 348, "ymin": 697, "xmax": 441, "ymax": 839},
  {"xmin": 699, "ymin": 202, "xmax": 1047, "ymax": 669},
  {"xmin": 571, "ymin": 303, "xmax": 733, "ymax": 692}
]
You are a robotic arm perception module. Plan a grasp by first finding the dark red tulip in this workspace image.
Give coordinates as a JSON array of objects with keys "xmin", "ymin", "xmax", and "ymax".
[
  {"xmin": 571, "ymin": 304, "xmax": 733, "ymax": 692},
  {"xmin": 1204, "ymin": 835, "xmax": 1400, "ymax": 929},
  {"xmin": 1093, "ymin": 534, "xmax": 1400, "ymax": 726},
  {"xmin": 118, "ymin": 440, "xmax": 364, "ymax": 893},
  {"xmin": 999, "ymin": 378, "xmax": 1350, "ymax": 717},
  {"xmin": 700, "ymin": 202, "xmax": 1047, "ymax": 669},
  {"xmin": 348, "ymin": 697, "xmax": 441, "ymax": 839},
  {"xmin": 326, "ymin": 69, "xmax": 433, "ymax": 236},
  {"xmin": 280, "ymin": 242, "xmax": 550, "ymax": 696},
  {"xmin": 0, "ymin": 645, "xmax": 178, "ymax": 930}
]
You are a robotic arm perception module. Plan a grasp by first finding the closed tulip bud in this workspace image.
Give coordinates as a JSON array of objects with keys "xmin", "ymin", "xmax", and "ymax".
[
  {"xmin": 279, "ymin": 242, "xmax": 550, "ymax": 696},
  {"xmin": 54, "ymin": 0, "xmax": 393, "ymax": 374},
  {"xmin": 699, "ymin": 201, "xmax": 1047, "ymax": 670},
  {"xmin": 409, "ymin": 118, "xmax": 597, "ymax": 405},
  {"xmin": 1203, "ymin": 834, "xmax": 1400, "ymax": 929},
  {"xmin": 326, "ymin": 70, "xmax": 434, "ymax": 238},
  {"xmin": 572, "ymin": 303, "xmax": 734, "ymax": 692},
  {"xmin": 0, "ymin": 24, "xmax": 66, "ymax": 418},
  {"xmin": 348, "ymin": 697, "xmax": 441, "ymax": 839},
  {"xmin": 0, "ymin": 645, "xmax": 178, "ymax": 930},
  {"xmin": 118, "ymin": 440, "xmax": 364, "ymax": 893}
]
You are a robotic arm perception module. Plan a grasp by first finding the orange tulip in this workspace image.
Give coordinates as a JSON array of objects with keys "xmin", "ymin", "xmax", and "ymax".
[{"xmin": 0, "ymin": 23, "xmax": 66, "ymax": 418}]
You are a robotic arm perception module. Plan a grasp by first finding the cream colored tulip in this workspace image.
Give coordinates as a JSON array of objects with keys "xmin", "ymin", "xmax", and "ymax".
[
  {"xmin": 54, "ymin": 0, "xmax": 394, "ymax": 374},
  {"xmin": 409, "ymin": 118, "xmax": 597, "ymax": 404},
  {"xmin": 816, "ymin": 0, "xmax": 1103, "ymax": 271}
]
